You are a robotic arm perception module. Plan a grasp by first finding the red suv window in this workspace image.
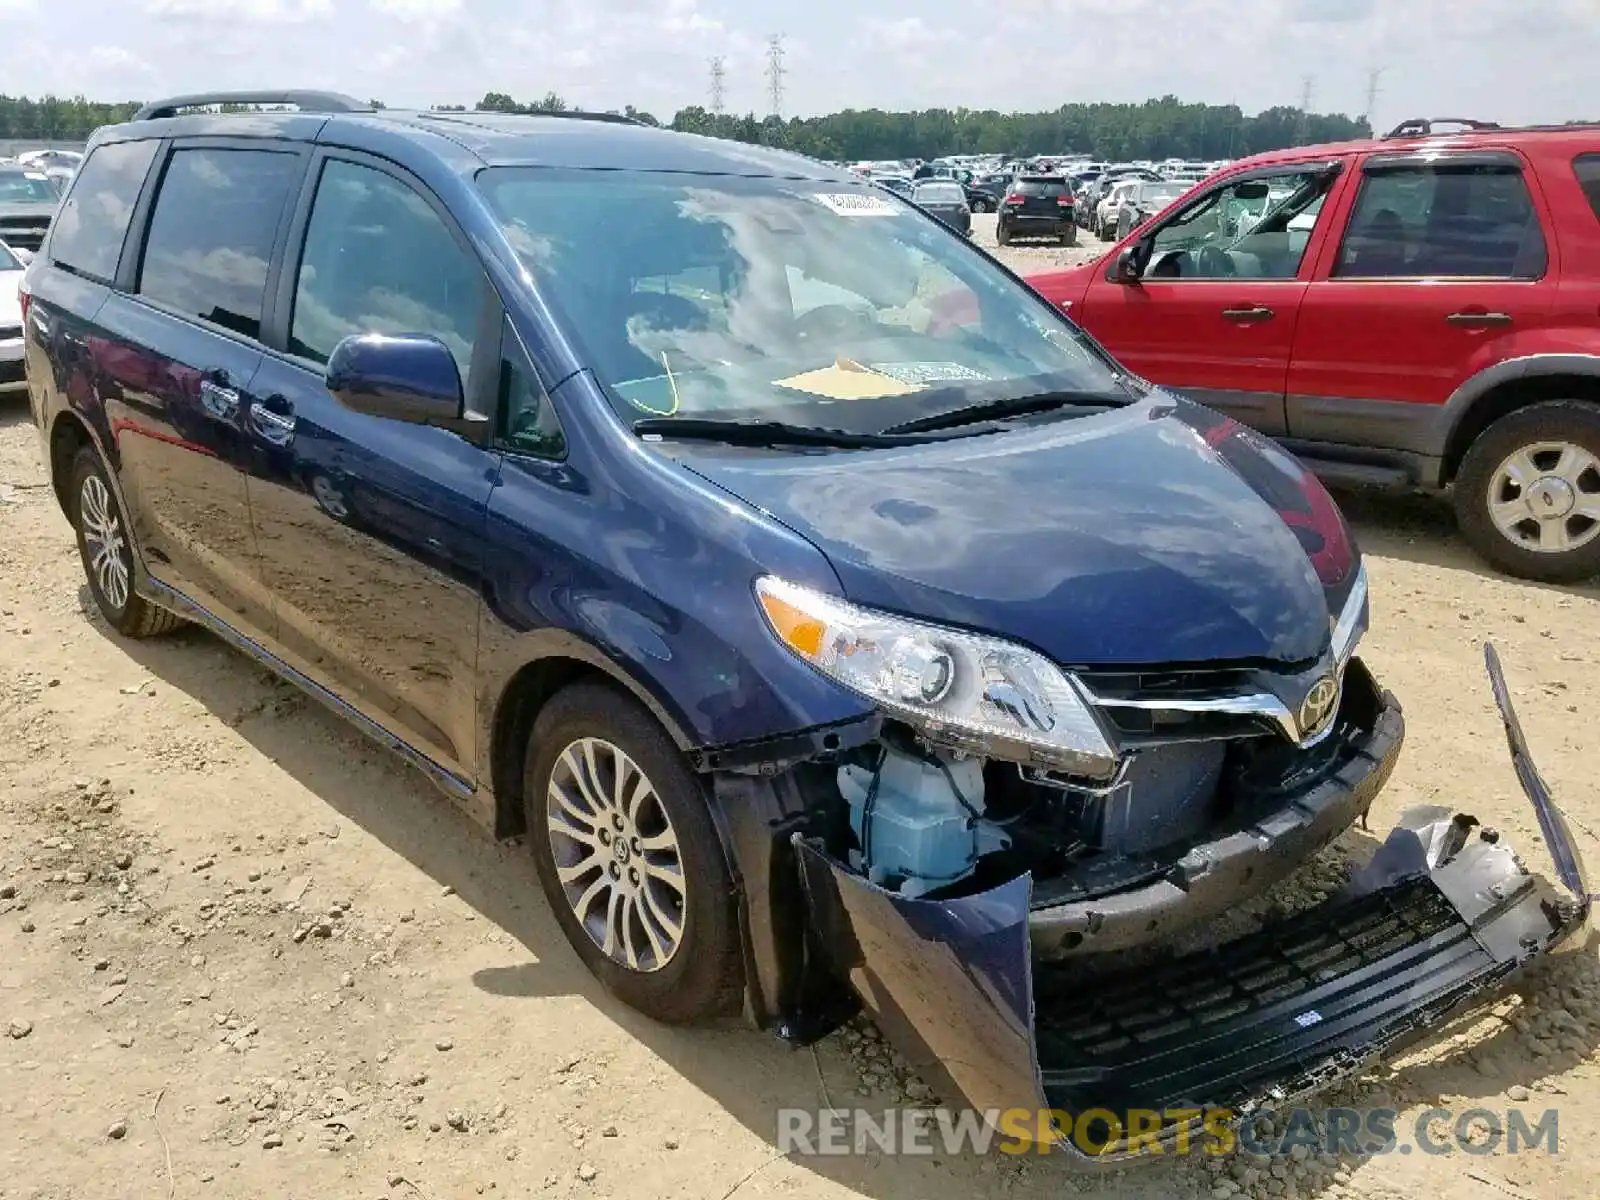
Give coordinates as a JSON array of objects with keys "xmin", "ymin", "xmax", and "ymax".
[
  {"xmin": 1334, "ymin": 162, "xmax": 1546, "ymax": 279},
  {"xmin": 1572, "ymin": 153, "xmax": 1600, "ymax": 222}
]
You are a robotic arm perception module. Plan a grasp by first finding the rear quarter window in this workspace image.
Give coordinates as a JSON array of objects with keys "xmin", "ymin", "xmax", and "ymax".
[
  {"xmin": 1573, "ymin": 154, "xmax": 1600, "ymax": 222},
  {"xmin": 47, "ymin": 139, "xmax": 160, "ymax": 283}
]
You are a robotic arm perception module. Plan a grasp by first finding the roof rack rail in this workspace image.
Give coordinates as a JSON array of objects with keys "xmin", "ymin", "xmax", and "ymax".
[
  {"xmin": 422, "ymin": 108, "xmax": 642, "ymax": 126},
  {"xmin": 1383, "ymin": 117, "xmax": 1502, "ymax": 139},
  {"xmin": 131, "ymin": 91, "xmax": 368, "ymax": 122}
]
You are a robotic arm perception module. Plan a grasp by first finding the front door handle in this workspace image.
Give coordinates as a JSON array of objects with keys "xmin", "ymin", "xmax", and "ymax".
[
  {"xmin": 1221, "ymin": 306, "xmax": 1274, "ymax": 322},
  {"xmin": 1446, "ymin": 311, "xmax": 1513, "ymax": 327},
  {"xmin": 199, "ymin": 379, "xmax": 240, "ymax": 420},
  {"xmin": 248, "ymin": 400, "xmax": 296, "ymax": 447}
]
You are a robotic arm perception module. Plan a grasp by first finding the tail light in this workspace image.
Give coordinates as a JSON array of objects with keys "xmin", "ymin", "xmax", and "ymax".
[
  {"xmin": 17, "ymin": 284, "xmax": 30, "ymax": 327},
  {"xmin": 1005, "ymin": 193, "xmax": 1024, "ymax": 204},
  {"xmin": 1055, "ymin": 196, "xmax": 1072, "ymax": 206}
]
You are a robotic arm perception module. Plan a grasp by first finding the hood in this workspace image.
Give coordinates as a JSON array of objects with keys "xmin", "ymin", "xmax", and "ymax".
[
  {"xmin": 1025, "ymin": 260, "xmax": 1100, "ymax": 311},
  {"xmin": 679, "ymin": 394, "xmax": 1358, "ymax": 668}
]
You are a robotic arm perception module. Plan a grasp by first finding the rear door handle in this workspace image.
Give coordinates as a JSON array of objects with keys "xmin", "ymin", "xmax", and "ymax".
[
  {"xmin": 1446, "ymin": 311, "xmax": 1513, "ymax": 327},
  {"xmin": 199, "ymin": 379, "xmax": 240, "ymax": 420},
  {"xmin": 1221, "ymin": 306, "xmax": 1274, "ymax": 322},
  {"xmin": 249, "ymin": 399, "xmax": 296, "ymax": 447}
]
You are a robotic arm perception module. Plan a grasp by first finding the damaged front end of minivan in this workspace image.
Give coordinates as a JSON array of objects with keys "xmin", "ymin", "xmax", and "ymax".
[{"xmin": 705, "ymin": 641, "xmax": 1591, "ymax": 1160}]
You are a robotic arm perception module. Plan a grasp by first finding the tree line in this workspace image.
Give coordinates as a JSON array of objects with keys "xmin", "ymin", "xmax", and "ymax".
[{"xmin": 0, "ymin": 90, "xmax": 1374, "ymax": 161}]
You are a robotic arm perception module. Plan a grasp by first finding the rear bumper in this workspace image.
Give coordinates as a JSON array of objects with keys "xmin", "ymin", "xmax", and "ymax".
[
  {"xmin": 795, "ymin": 644, "xmax": 1592, "ymax": 1161},
  {"xmin": 1001, "ymin": 214, "xmax": 1070, "ymax": 232}
]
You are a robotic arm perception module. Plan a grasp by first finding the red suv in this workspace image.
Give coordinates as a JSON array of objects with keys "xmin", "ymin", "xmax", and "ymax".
[{"xmin": 1027, "ymin": 119, "xmax": 1600, "ymax": 582}]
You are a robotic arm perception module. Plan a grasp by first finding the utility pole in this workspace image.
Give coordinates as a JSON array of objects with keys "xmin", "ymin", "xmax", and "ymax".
[
  {"xmin": 1296, "ymin": 76, "xmax": 1314, "ymax": 144},
  {"xmin": 709, "ymin": 55, "xmax": 726, "ymax": 115},
  {"xmin": 1363, "ymin": 67, "xmax": 1385, "ymax": 134},
  {"xmin": 765, "ymin": 35, "xmax": 786, "ymax": 119}
]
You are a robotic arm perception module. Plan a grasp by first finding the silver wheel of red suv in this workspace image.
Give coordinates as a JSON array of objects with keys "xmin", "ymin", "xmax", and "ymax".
[{"xmin": 1455, "ymin": 400, "xmax": 1600, "ymax": 582}]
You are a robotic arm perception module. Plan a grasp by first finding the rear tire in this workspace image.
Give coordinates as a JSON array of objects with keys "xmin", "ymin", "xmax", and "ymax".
[
  {"xmin": 1060, "ymin": 225, "xmax": 1076, "ymax": 247},
  {"xmin": 1453, "ymin": 400, "xmax": 1600, "ymax": 583},
  {"xmin": 995, "ymin": 222, "xmax": 1010, "ymax": 246},
  {"xmin": 523, "ymin": 682, "xmax": 743, "ymax": 1024},
  {"xmin": 69, "ymin": 447, "xmax": 182, "ymax": 638}
]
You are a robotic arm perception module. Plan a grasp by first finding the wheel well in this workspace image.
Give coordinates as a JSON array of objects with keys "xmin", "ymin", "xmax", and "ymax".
[
  {"xmin": 489, "ymin": 657, "xmax": 609, "ymax": 839},
  {"xmin": 48, "ymin": 411, "xmax": 92, "ymax": 517},
  {"xmin": 1443, "ymin": 373, "xmax": 1600, "ymax": 483}
]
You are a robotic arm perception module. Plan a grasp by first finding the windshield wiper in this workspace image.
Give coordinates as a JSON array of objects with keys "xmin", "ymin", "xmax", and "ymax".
[
  {"xmin": 632, "ymin": 417, "xmax": 945, "ymax": 449},
  {"xmin": 880, "ymin": 390, "xmax": 1127, "ymax": 435}
]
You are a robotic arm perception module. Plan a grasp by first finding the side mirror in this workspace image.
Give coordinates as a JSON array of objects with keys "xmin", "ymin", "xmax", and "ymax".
[
  {"xmin": 325, "ymin": 333, "xmax": 464, "ymax": 425},
  {"xmin": 1114, "ymin": 246, "xmax": 1145, "ymax": 284}
]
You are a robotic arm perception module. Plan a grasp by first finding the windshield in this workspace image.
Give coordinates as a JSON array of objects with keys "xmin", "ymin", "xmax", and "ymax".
[
  {"xmin": 477, "ymin": 169, "xmax": 1122, "ymax": 431},
  {"xmin": 0, "ymin": 171, "xmax": 57, "ymax": 204},
  {"xmin": 914, "ymin": 183, "xmax": 964, "ymax": 204}
]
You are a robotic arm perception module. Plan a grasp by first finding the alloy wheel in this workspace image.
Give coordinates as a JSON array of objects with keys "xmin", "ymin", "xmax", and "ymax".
[
  {"xmin": 1486, "ymin": 440, "xmax": 1600, "ymax": 554},
  {"xmin": 545, "ymin": 737, "xmax": 686, "ymax": 973},
  {"xmin": 79, "ymin": 474, "xmax": 131, "ymax": 611}
]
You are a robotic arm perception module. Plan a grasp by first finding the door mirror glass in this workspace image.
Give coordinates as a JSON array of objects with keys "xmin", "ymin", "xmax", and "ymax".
[
  {"xmin": 1114, "ymin": 246, "xmax": 1144, "ymax": 283},
  {"xmin": 325, "ymin": 333, "xmax": 464, "ymax": 424}
]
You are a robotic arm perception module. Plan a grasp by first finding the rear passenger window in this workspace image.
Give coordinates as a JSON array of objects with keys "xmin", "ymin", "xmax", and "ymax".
[
  {"xmin": 48, "ymin": 139, "xmax": 159, "ymax": 282},
  {"xmin": 1334, "ymin": 163, "xmax": 1546, "ymax": 279},
  {"xmin": 138, "ymin": 148, "xmax": 302, "ymax": 339},
  {"xmin": 289, "ymin": 159, "xmax": 485, "ymax": 381},
  {"xmin": 1573, "ymin": 154, "xmax": 1600, "ymax": 223}
]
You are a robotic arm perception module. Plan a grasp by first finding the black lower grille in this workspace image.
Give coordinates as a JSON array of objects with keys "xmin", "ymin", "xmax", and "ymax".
[{"xmin": 1034, "ymin": 878, "xmax": 1491, "ymax": 1115}]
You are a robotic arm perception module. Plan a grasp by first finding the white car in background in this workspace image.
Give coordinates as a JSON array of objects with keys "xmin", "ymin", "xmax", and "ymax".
[{"xmin": 1, "ymin": 239, "xmax": 26, "ymax": 396}]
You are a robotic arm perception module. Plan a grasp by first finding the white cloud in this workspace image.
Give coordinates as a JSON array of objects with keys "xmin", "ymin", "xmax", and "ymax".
[
  {"xmin": 369, "ymin": 0, "xmax": 462, "ymax": 22},
  {"xmin": 145, "ymin": 0, "xmax": 332, "ymax": 21}
]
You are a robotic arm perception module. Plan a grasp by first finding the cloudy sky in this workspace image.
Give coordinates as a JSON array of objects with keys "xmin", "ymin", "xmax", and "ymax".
[{"xmin": 2, "ymin": 0, "xmax": 1596, "ymax": 128}]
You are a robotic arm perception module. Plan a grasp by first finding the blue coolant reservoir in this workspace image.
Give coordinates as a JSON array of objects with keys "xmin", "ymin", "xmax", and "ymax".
[{"xmin": 838, "ymin": 745, "xmax": 1010, "ymax": 898}]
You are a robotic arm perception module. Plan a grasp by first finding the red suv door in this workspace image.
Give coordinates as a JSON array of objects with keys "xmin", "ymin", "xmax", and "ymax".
[
  {"xmin": 1070, "ymin": 160, "xmax": 1350, "ymax": 436},
  {"xmin": 1285, "ymin": 148, "xmax": 1558, "ymax": 459}
]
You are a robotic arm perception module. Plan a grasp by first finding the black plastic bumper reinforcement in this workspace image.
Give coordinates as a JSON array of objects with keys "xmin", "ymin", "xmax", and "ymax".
[{"xmin": 794, "ymin": 644, "xmax": 1593, "ymax": 1162}]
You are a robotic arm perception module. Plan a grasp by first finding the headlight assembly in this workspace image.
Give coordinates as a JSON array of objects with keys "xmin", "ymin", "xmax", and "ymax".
[{"xmin": 754, "ymin": 575, "xmax": 1117, "ymax": 780}]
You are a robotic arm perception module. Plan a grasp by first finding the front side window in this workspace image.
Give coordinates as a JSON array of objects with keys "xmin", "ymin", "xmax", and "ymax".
[
  {"xmin": 48, "ymin": 139, "xmax": 159, "ymax": 282},
  {"xmin": 477, "ymin": 169, "xmax": 1125, "ymax": 431},
  {"xmin": 290, "ymin": 159, "xmax": 485, "ymax": 379},
  {"xmin": 138, "ymin": 147, "xmax": 302, "ymax": 338},
  {"xmin": 1145, "ymin": 168, "xmax": 1333, "ymax": 280},
  {"xmin": 0, "ymin": 242, "xmax": 20, "ymax": 270},
  {"xmin": 1334, "ymin": 162, "xmax": 1546, "ymax": 279}
]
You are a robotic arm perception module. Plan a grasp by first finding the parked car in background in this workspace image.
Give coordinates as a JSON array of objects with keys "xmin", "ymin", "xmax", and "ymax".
[
  {"xmin": 1028, "ymin": 118, "xmax": 1600, "ymax": 581},
  {"xmin": 1114, "ymin": 179, "xmax": 1191, "ymax": 239},
  {"xmin": 996, "ymin": 174, "xmax": 1075, "ymax": 245},
  {"xmin": 0, "ymin": 240, "xmax": 24, "ymax": 395},
  {"xmin": 874, "ymin": 174, "xmax": 915, "ymax": 199},
  {"xmin": 27, "ymin": 93, "xmax": 1588, "ymax": 1150},
  {"xmin": 910, "ymin": 179, "xmax": 971, "ymax": 234},
  {"xmin": 1095, "ymin": 178, "xmax": 1140, "ymax": 239},
  {"xmin": 964, "ymin": 174, "xmax": 1009, "ymax": 212},
  {"xmin": 0, "ymin": 164, "xmax": 61, "ymax": 252}
]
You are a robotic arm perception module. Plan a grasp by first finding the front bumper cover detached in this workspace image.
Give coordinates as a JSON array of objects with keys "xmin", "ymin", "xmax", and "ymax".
[{"xmin": 795, "ymin": 645, "xmax": 1593, "ymax": 1160}]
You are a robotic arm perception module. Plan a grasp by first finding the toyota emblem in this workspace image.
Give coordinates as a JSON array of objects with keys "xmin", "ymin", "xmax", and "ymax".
[{"xmin": 1298, "ymin": 675, "xmax": 1340, "ymax": 739}]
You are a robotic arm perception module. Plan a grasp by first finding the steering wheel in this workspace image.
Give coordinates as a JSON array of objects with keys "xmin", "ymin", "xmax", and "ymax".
[
  {"xmin": 794, "ymin": 304, "xmax": 871, "ymax": 340},
  {"xmin": 1194, "ymin": 244, "xmax": 1237, "ymax": 278}
]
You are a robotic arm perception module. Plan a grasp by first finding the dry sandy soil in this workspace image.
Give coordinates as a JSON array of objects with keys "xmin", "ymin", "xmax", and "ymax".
[{"xmin": 4, "ymin": 217, "xmax": 1600, "ymax": 1200}]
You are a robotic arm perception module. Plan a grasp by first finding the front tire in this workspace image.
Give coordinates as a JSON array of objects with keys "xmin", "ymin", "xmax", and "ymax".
[
  {"xmin": 1454, "ymin": 400, "xmax": 1600, "ymax": 583},
  {"xmin": 69, "ymin": 447, "xmax": 182, "ymax": 638},
  {"xmin": 523, "ymin": 683, "xmax": 743, "ymax": 1023}
]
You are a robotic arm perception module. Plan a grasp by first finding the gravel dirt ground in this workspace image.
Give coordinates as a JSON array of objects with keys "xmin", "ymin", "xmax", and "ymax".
[{"xmin": 4, "ymin": 214, "xmax": 1600, "ymax": 1200}]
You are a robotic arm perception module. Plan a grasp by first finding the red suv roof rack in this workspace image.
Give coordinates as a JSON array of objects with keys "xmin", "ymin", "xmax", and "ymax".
[{"xmin": 1382, "ymin": 117, "xmax": 1502, "ymax": 139}]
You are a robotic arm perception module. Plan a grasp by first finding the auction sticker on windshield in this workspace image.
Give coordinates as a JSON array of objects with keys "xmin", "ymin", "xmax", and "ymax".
[{"xmin": 812, "ymin": 192, "xmax": 901, "ymax": 216}]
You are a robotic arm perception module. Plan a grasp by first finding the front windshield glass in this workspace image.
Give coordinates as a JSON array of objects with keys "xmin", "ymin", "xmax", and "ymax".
[
  {"xmin": 477, "ymin": 168, "xmax": 1123, "ymax": 430},
  {"xmin": 0, "ymin": 242, "xmax": 18, "ymax": 269},
  {"xmin": 0, "ymin": 171, "xmax": 57, "ymax": 203}
]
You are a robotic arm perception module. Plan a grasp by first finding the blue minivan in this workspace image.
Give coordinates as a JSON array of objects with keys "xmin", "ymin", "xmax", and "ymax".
[{"xmin": 21, "ymin": 92, "xmax": 1588, "ymax": 1154}]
